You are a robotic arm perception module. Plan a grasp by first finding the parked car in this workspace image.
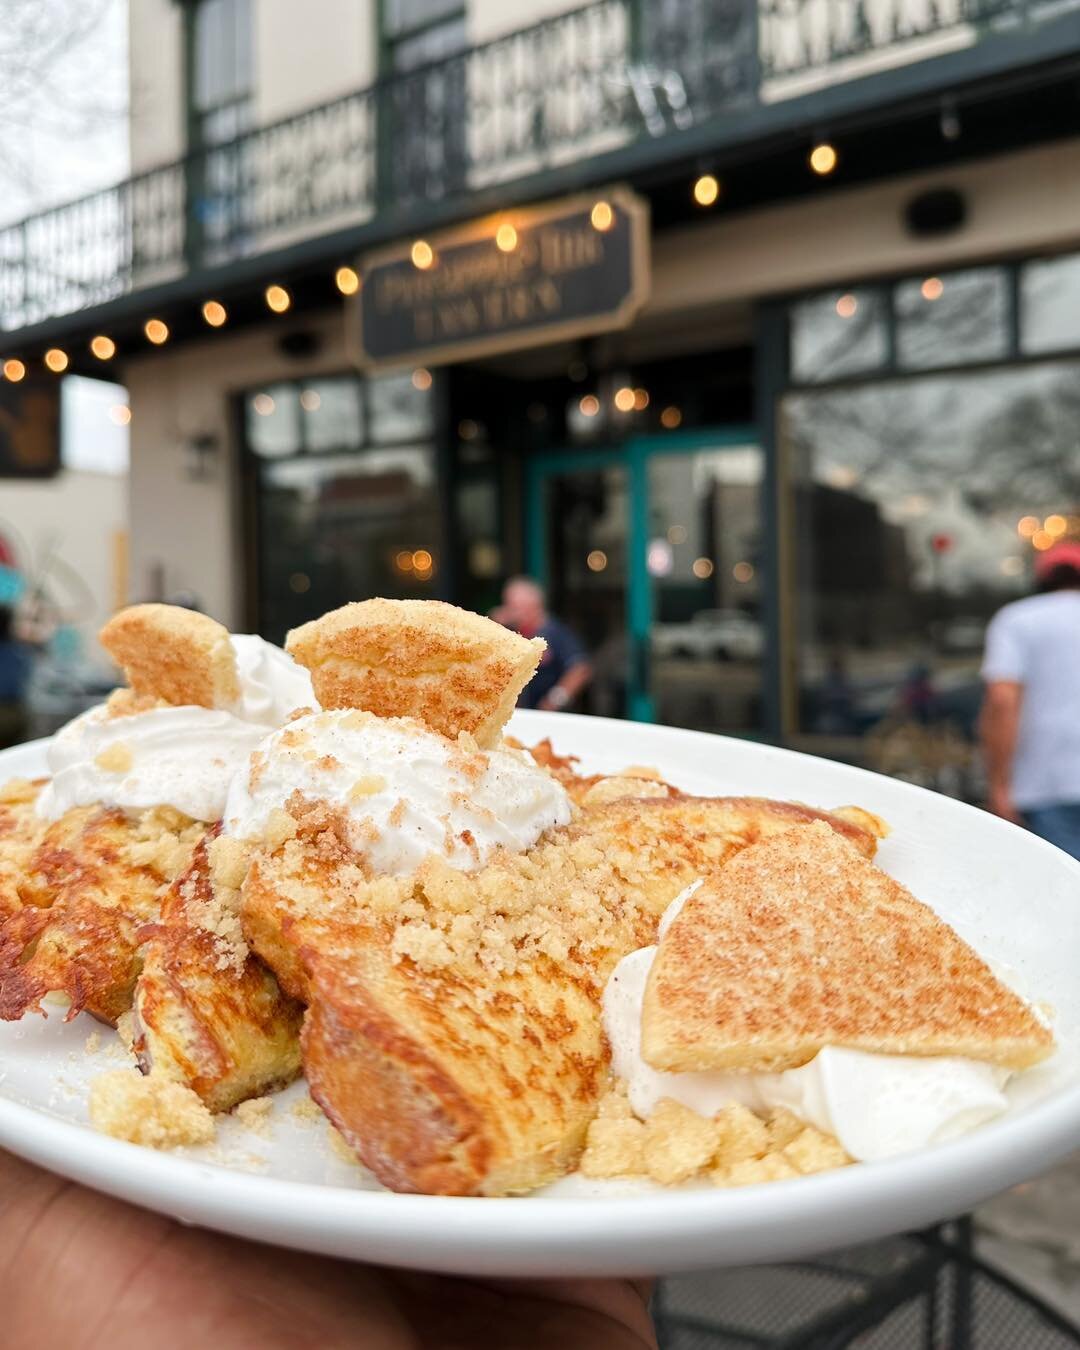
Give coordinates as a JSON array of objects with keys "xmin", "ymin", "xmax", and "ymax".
[{"xmin": 652, "ymin": 609, "xmax": 764, "ymax": 661}]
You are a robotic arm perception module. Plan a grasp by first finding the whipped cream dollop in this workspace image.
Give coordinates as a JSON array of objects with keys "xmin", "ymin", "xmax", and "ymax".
[
  {"xmin": 223, "ymin": 708, "xmax": 571, "ymax": 875},
  {"xmin": 37, "ymin": 636, "xmax": 315, "ymax": 823},
  {"xmin": 602, "ymin": 887, "xmax": 1012, "ymax": 1163}
]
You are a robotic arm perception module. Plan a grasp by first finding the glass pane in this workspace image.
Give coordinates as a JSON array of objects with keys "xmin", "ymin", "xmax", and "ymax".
[
  {"xmin": 369, "ymin": 371, "xmax": 434, "ymax": 443},
  {"xmin": 790, "ymin": 288, "xmax": 888, "ymax": 383},
  {"xmin": 385, "ymin": 0, "xmax": 463, "ymax": 36},
  {"xmin": 784, "ymin": 359, "xmax": 1080, "ymax": 798},
  {"xmin": 194, "ymin": 0, "xmax": 252, "ymax": 110},
  {"xmin": 300, "ymin": 377, "xmax": 364, "ymax": 454},
  {"xmin": 648, "ymin": 446, "xmax": 764, "ymax": 735},
  {"xmin": 255, "ymin": 447, "xmax": 441, "ymax": 643},
  {"xmin": 895, "ymin": 268, "xmax": 1007, "ymax": 370},
  {"xmin": 1022, "ymin": 253, "xmax": 1080, "ymax": 355},
  {"xmin": 392, "ymin": 17, "xmax": 467, "ymax": 69},
  {"xmin": 542, "ymin": 467, "xmax": 629, "ymax": 718},
  {"xmin": 246, "ymin": 383, "xmax": 300, "ymax": 459}
]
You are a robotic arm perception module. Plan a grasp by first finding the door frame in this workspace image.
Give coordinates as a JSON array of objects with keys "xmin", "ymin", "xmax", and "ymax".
[{"xmin": 525, "ymin": 425, "xmax": 759, "ymax": 723}]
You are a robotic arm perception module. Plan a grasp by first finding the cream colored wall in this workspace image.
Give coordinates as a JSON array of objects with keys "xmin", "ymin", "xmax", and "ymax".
[
  {"xmin": 125, "ymin": 312, "xmax": 349, "ymax": 631},
  {"xmin": 649, "ymin": 137, "xmax": 1080, "ymax": 317},
  {"xmin": 129, "ymin": 0, "xmax": 186, "ymax": 172},
  {"xmin": 0, "ymin": 471, "xmax": 127, "ymax": 661},
  {"xmin": 254, "ymin": 0, "xmax": 377, "ymax": 124},
  {"xmin": 469, "ymin": 0, "xmax": 581, "ymax": 44}
]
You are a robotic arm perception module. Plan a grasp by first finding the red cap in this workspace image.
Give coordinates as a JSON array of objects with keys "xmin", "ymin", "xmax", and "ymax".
[{"xmin": 1034, "ymin": 540, "xmax": 1080, "ymax": 580}]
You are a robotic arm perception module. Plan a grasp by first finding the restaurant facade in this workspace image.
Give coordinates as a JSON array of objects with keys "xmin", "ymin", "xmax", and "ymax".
[{"xmin": 2, "ymin": 0, "xmax": 1080, "ymax": 794}]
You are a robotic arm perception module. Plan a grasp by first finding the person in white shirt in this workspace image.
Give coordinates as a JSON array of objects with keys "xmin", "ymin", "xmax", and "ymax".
[{"xmin": 979, "ymin": 540, "xmax": 1080, "ymax": 858}]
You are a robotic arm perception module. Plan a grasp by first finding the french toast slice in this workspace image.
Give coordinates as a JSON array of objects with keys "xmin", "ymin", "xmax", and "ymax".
[
  {"xmin": 131, "ymin": 830, "xmax": 303, "ymax": 1111},
  {"xmin": 0, "ymin": 805, "xmax": 202, "ymax": 1025},
  {"xmin": 241, "ymin": 794, "xmax": 882, "ymax": 1195},
  {"xmin": 99, "ymin": 603, "xmax": 239, "ymax": 709},
  {"xmin": 0, "ymin": 777, "xmax": 48, "ymax": 923},
  {"xmin": 643, "ymin": 821, "xmax": 1053, "ymax": 1074},
  {"xmin": 286, "ymin": 599, "xmax": 543, "ymax": 748}
]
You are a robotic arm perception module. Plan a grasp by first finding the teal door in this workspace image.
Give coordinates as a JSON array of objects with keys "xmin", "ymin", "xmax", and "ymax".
[{"xmin": 526, "ymin": 427, "xmax": 764, "ymax": 733}]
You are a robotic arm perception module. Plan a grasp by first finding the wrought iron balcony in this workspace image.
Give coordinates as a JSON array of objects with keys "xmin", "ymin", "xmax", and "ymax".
[{"xmin": 0, "ymin": 0, "xmax": 1077, "ymax": 335}]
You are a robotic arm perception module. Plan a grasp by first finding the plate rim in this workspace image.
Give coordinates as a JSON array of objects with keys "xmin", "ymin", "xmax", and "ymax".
[{"xmin": 3, "ymin": 712, "xmax": 1080, "ymax": 1274}]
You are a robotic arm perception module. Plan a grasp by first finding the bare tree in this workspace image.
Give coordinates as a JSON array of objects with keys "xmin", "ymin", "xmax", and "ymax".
[{"xmin": 0, "ymin": 0, "xmax": 126, "ymax": 215}]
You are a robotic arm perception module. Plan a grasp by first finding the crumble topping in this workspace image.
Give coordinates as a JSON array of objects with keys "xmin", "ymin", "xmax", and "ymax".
[
  {"xmin": 122, "ymin": 807, "xmax": 203, "ymax": 881},
  {"xmin": 581, "ymin": 776, "xmax": 671, "ymax": 808},
  {"xmin": 233, "ymin": 1095, "xmax": 274, "ymax": 1136},
  {"xmin": 89, "ymin": 1070, "xmax": 215, "ymax": 1149},
  {"xmin": 579, "ymin": 1083, "xmax": 851, "ymax": 1187}
]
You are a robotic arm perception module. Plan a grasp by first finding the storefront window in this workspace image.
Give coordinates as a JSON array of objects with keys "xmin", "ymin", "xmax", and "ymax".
[
  {"xmin": 784, "ymin": 359, "xmax": 1080, "ymax": 797},
  {"xmin": 244, "ymin": 371, "xmax": 440, "ymax": 641},
  {"xmin": 1021, "ymin": 252, "xmax": 1080, "ymax": 355},
  {"xmin": 895, "ymin": 267, "xmax": 1008, "ymax": 370},
  {"xmin": 790, "ymin": 288, "xmax": 888, "ymax": 383}
]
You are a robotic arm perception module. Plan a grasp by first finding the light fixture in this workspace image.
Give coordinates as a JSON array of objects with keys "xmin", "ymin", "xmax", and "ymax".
[
  {"xmin": 411, "ymin": 367, "xmax": 433, "ymax": 391},
  {"xmin": 1032, "ymin": 529, "xmax": 1054, "ymax": 551},
  {"xmin": 733, "ymin": 561, "xmax": 755, "ymax": 583},
  {"xmin": 1017, "ymin": 516, "xmax": 1039, "ymax": 538},
  {"xmin": 412, "ymin": 549, "xmax": 433, "ymax": 572},
  {"xmin": 458, "ymin": 418, "xmax": 479, "ymax": 440},
  {"xmin": 108, "ymin": 404, "xmax": 132, "ymax": 426},
  {"xmin": 613, "ymin": 386, "xmax": 635, "ymax": 413},
  {"xmin": 202, "ymin": 300, "xmax": 227, "ymax": 327},
  {"xmin": 1000, "ymin": 556, "xmax": 1023, "ymax": 576},
  {"xmin": 660, "ymin": 405, "xmax": 682, "ymax": 429},
  {"xmin": 586, "ymin": 549, "xmax": 608, "ymax": 573},
  {"xmin": 44, "ymin": 348, "xmax": 69, "ymax": 372},
  {"xmin": 289, "ymin": 572, "xmax": 311, "ymax": 594},
  {"xmin": 590, "ymin": 200, "xmax": 614, "ymax": 232},
  {"xmin": 1045, "ymin": 514, "xmax": 1068, "ymax": 537},
  {"xmin": 265, "ymin": 285, "xmax": 291, "ymax": 313},
  {"xmin": 692, "ymin": 557, "xmax": 714, "ymax": 579},
  {"xmin": 411, "ymin": 240, "xmax": 434, "ymax": 270},
  {"xmin": 2, "ymin": 359, "xmax": 26, "ymax": 382},
  {"xmin": 90, "ymin": 335, "xmax": 116, "ymax": 360},
  {"xmin": 835, "ymin": 294, "xmax": 858, "ymax": 319},
  {"xmin": 693, "ymin": 174, "xmax": 720, "ymax": 207},
  {"xmin": 252, "ymin": 393, "xmax": 275, "ymax": 416},
  {"xmin": 667, "ymin": 525, "xmax": 687, "ymax": 545},
  {"xmin": 395, "ymin": 549, "xmax": 414, "ymax": 573},
  {"xmin": 300, "ymin": 389, "xmax": 321, "ymax": 412},
  {"xmin": 809, "ymin": 142, "xmax": 838, "ymax": 176},
  {"xmin": 495, "ymin": 223, "xmax": 518, "ymax": 252},
  {"xmin": 633, "ymin": 387, "xmax": 649, "ymax": 411},
  {"xmin": 334, "ymin": 266, "xmax": 360, "ymax": 296},
  {"xmin": 144, "ymin": 318, "xmax": 169, "ymax": 345},
  {"xmin": 579, "ymin": 394, "xmax": 600, "ymax": 417},
  {"xmin": 921, "ymin": 277, "xmax": 944, "ymax": 302}
]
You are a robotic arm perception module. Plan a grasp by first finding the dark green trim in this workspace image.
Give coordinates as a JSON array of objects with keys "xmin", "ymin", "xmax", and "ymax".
[{"xmin": 753, "ymin": 302, "xmax": 788, "ymax": 745}]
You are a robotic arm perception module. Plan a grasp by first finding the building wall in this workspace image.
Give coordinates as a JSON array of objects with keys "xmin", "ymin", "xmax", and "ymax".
[
  {"xmin": 125, "ymin": 311, "xmax": 349, "ymax": 631},
  {"xmin": 649, "ymin": 137, "xmax": 1080, "ymax": 317},
  {"xmin": 469, "ymin": 0, "xmax": 582, "ymax": 44},
  {"xmin": 129, "ymin": 0, "xmax": 186, "ymax": 171},
  {"xmin": 129, "ymin": 0, "xmax": 378, "ymax": 175},
  {"xmin": 0, "ymin": 471, "xmax": 127, "ymax": 661}
]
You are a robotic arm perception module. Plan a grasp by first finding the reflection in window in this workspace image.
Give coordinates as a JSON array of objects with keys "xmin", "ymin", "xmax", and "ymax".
[
  {"xmin": 790, "ymin": 289, "xmax": 888, "ymax": 383},
  {"xmin": 784, "ymin": 360, "xmax": 1080, "ymax": 798},
  {"xmin": 895, "ymin": 268, "xmax": 1007, "ymax": 370},
  {"xmin": 1022, "ymin": 253, "xmax": 1080, "ymax": 355},
  {"xmin": 246, "ymin": 383, "xmax": 300, "ymax": 458},
  {"xmin": 300, "ymin": 379, "xmax": 363, "ymax": 453},
  {"xmin": 369, "ymin": 371, "xmax": 435, "ymax": 443}
]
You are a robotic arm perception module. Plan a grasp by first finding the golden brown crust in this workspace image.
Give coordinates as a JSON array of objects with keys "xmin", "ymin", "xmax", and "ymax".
[
  {"xmin": 99, "ymin": 603, "xmax": 239, "ymax": 709},
  {"xmin": 132, "ymin": 830, "xmax": 303, "ymax": 1112},
  {"xmin": 0, "ymin": 805, "xmax": 201, "ymax": 1026},
  {"xmin": 642, "ymin": 821, "xmax": 1054, "ymax": 1074},
  {"xmin": 241, "ymin": 794, "xmax": 881, "ymax": 1195},
  {"xmin": 0, "ymin": 778, "xmax": 48, "ymax": 923},
  {"xmin": 286, "ymin": 599, "xmax": 543, "ymax": 748}
]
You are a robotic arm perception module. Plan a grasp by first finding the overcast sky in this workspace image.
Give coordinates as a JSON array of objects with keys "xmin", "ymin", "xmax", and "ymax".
[{"xmin": 2, "ymin": 1, "xmax": 130, "ymax": 475}]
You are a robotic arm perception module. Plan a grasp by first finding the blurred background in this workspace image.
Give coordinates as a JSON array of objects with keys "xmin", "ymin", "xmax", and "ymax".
[
  {"xmin": 2, "ymin": 2, "xmax": 1080, "ymax": 1340},
  {"xmin": 2, "ymin": 0, "xmax": 1080, "ymax": 798}
]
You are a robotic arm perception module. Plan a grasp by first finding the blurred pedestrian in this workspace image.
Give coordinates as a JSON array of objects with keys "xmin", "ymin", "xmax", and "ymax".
[
  {"xmin": 979, "ymin": 540, "xmax": 1080, "ymax": 856},
  {"xmin": 492, "ymin": 576, "xmax": 593, "ymax": 712},
  {"xmin": 0, "ymin": 605, "xmax": 30, "ymax": 747}
]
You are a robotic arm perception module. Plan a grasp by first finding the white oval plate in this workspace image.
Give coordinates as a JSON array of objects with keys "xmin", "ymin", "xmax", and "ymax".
[{"xmin": 1, "ymin": 710, "xmax": 1078, "ymax": 1277}]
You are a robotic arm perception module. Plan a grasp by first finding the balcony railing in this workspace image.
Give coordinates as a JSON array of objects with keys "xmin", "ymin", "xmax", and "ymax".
[{"xmin": 0, "ymin": 0, "xmax": 1073, "ymax": 333}]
